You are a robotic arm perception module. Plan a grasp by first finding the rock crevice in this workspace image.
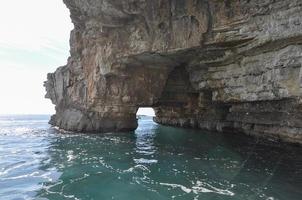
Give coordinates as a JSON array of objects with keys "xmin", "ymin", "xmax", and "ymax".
[{"xmin": 45, "ymin": 0, "xmax": 302, "ymax": 143}]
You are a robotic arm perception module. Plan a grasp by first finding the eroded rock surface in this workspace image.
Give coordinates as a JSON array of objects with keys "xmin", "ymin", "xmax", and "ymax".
[{"xmin": 45, "ymin": 0, "xmax": 302, "ymax": 143}]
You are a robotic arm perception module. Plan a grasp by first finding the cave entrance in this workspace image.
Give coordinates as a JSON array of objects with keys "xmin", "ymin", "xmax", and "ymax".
[
  {"xmin": 136, "ymin": 107, "xmax": 156, "ymax": 127},
  {"xmin": 153, "ymin": 65, "xmax": 200, "ymax": 127}
]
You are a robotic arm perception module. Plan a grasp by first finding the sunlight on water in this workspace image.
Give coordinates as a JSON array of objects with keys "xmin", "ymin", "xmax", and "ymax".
[{"xmin": 0, "ymin": 115, "xmax": 301, "ymax": 200}]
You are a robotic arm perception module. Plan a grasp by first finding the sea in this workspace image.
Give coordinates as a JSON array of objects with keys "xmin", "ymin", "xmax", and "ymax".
[{"xmin": 0, "ymin": 115, "xmax": 301, "ymax": 200}]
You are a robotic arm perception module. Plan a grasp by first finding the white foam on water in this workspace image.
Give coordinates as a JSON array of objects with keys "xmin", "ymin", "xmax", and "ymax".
[
  {"xmin": 0, "ymin": 171, "xmax": 40, "ymax": 180},
  {"xmin": 160, "ymin": 180, "xmax": 235, "ymax": 197},
  {"xmin": 123, "ymin": 164, "xmax": 151, "ymax": 173},
  {"xmin": 192, "ymin": 181, "xmax": 235, "ymax": 196},
  {"xmin": 67, "ymin": 150, "xmax": 76, "ymax": 162},
  {"xmin": 0, "ymin": 161, "xmax": 28, "ymax": 176},
  {"xmin": 134, "ymin": 158, "xmax": 158, "ymax": 164},
  {"xmin": 160, "ymin": 183, "xmax": 192, "ymax": 193}
]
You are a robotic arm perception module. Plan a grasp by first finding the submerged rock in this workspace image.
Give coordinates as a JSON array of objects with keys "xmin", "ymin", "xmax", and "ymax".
[{"xmin": 45, "ymin": 0, "xmax": 302, "ymax": 143}]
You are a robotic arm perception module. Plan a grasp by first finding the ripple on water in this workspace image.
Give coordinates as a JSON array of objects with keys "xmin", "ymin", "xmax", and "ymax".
[{"xmin": 0, "ymin": 115, "xmax": 302, "ymax": 200}]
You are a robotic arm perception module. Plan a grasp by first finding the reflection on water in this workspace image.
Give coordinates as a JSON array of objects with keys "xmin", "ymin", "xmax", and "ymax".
[
  {"xmin": 134, "ymin": 117, "xmax": 158, "ymax": 164},
  {"xmin": 0, "ymin": 115, "xmax": 302, "ymax": 200}
]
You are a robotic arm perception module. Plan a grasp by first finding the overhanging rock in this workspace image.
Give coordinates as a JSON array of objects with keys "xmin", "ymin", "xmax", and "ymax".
[{"xmin": 45, "ymin": 0, "xmax": 302, "ymax": 144}]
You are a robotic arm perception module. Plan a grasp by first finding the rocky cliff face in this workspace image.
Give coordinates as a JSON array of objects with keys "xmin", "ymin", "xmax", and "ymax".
[{"xmin": 45, "ymin": 0, "xmax": 302, "ymax": 143}]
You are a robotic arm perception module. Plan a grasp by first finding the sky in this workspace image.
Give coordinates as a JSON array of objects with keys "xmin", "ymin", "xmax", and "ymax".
[
  {"xmin": 0, "ymin": 0, "xmax": 154, "ymax": 116},
  {"xmin": 0, "ymin": 0, "xmax": 73, "ymax": 114}
]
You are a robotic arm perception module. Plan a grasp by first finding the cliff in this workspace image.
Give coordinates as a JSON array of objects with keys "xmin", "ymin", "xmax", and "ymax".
[{"xmin": 45, "ymin": 0, "xmax": 302, "ymax": 144}]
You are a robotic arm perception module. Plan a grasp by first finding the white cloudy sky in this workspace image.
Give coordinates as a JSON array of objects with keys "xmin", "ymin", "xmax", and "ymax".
[
  {"xmin": 0, "ymin": 0, "xmax": 72, "ymax": 114},
  {"xmin": 0, "ymin": 0, "xmax": 154, "ymax": 116}
]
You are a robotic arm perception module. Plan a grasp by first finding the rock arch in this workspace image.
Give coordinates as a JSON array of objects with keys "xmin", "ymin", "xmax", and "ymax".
[{"xmin": 45, "ymin": 0, "xmax": 302, "ymax": 143}]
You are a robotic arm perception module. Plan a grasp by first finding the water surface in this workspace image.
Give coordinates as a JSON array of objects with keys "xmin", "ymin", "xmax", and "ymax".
[{"xmin": 0, "ymin": 115, "xmax": 301, "ymax": 200}]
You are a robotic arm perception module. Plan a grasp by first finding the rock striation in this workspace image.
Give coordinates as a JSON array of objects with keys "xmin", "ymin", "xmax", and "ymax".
[{"xmin": 45, "ymin": 0, "xmax": 302, "ymax": 144}]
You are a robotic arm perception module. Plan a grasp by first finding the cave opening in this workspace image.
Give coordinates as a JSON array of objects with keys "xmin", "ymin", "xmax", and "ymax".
[
  {"xmin": 152, "ymin": 65, "xmax": 200, "ymax": 127},
  {"xmin": 136, "ymin": 107, "xmax": 155, "ymax": 117}
]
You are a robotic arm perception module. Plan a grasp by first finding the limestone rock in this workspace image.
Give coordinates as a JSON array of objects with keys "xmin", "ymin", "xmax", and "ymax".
[{"xmin": 45, "ymin": 0, "xmax": 302, "ymax": 143}]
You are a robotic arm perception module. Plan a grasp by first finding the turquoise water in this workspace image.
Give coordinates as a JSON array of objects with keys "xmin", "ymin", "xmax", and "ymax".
[{"xmin": 0, "ymin": 115, "xmax": 301, "ymax": 200}]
